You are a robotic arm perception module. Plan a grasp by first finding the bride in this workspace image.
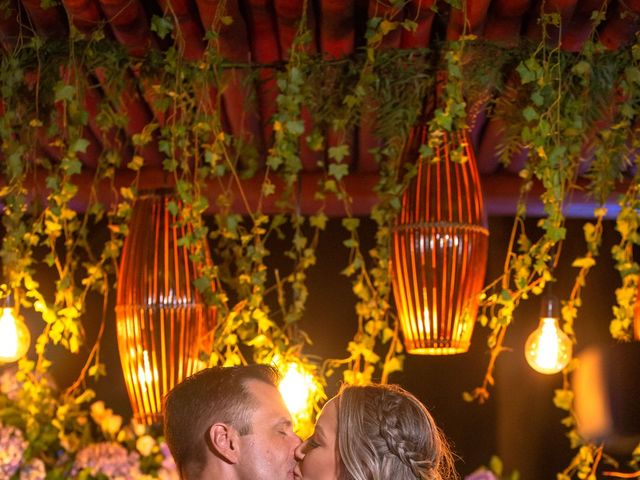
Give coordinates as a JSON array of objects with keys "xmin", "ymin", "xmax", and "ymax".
[{"xmin": 294, "ymin": 383, "xmax": 458, "ymax": 480}]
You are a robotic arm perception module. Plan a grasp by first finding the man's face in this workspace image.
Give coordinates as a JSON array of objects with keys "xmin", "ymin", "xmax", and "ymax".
[{"xmin": 236, "ymin": 379, "xmax": 301, "ymax": 480}]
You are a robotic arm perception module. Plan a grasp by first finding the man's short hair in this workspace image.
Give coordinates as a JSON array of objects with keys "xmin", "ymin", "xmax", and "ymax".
[{"xmin": 163, "ymin": 364, "xmax": 280, "ymax": 477}]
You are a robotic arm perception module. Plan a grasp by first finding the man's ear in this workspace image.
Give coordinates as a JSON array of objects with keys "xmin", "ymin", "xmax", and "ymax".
[{"xmin": 208, "ymin": 423, "xmax": 241, "ymax": 464}]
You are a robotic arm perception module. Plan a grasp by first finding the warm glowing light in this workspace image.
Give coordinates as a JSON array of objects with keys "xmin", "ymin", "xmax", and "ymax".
[
  {"xmin": 279, "ymin": 361, "xmax": 317, "ymax": 420},
  {"xmin": 137, "ymin": 350, "xmax": 155, "ymax": 392},
  {"xmin": 525, "ymin": 317, "xmax": 572, "ymax": 374},
  {"xmin": 0, "ymin": 307, "xmax": 31, "ymax": 363},
  {"xmin": 573, "ymin": 347, "xmax": 612, "ymax": 440},
  {"xmin": 116, "ymin": 191, "xmax": 217, "ymax": 424},
  {"xmin": 391, "ymin": 128, "xmax": 488, "ymax": 355},
  {"xmin": 275, "ymin": 357, "xmax": 322, "ymax": 437}
]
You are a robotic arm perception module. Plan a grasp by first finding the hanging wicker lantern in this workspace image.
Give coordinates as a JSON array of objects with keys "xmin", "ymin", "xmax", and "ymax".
[
  {"xmin": 633, "ymin": 290, "xmax": 640, "ymax": 341},
  {"xmin": 391, "ymin": 128, "xmax": 489, "ymax": 354},
  {"xmin": 115, "ymin": 189, "xmax": 217, "ymax": 424}
]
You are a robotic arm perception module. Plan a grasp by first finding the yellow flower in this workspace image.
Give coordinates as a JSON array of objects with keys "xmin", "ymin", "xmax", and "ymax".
[
  {"xmin": 90, "ymin": 401, "xmax": 106, "ymax": 423},
  {"xmin": 136, "ymin": 435, "xmax": 156, "ymax": 457},
  {"xmin": 101, "ymin": 414, "xmax": 123, "ymax": 437},
  {"xmin": 60, "ymin": 433, "xmax": 80, "ymax": 453},
  {"xmin": 132, "ymin": 419, "xmax": 147, "ymax": 437}
]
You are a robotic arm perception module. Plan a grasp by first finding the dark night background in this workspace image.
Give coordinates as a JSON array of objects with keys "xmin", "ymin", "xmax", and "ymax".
[{"xmin": 8, "ymin": 213, "xmax": 640, "ymax": 479}]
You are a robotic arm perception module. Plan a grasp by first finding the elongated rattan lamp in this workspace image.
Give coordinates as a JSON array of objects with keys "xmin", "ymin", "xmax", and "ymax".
[
  {"xmin": 391, "ymin": 128, "xmax": 489, "ymax": 354},
  {"xmin": 633, "ymin": 291, "xmax": 640, "ymax": 341},
  {"xmin": 115, "ymin": 190, "xmax": 217, "ymax": 424}
]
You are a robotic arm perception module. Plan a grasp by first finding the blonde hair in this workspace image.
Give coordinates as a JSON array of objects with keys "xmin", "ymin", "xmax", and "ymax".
[{"xmin": 336, "ymin": 384, "xmax": 458, "ymax": 480}]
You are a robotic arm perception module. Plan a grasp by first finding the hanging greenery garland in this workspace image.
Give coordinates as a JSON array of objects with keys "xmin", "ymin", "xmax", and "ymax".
[{"xmin": 1, "ymin": 2, "xmax": 640, "ymax": 478}]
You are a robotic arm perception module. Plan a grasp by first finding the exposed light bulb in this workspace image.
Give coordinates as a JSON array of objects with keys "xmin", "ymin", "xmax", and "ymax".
[
  {"xmin": 273, "ymin": 355, "xmax": 321, "ymax": 438},
  {"xmin": 278, "ymin": 361, "xmax": 317, "ymax": 420},
  {"xmin": 525, "ymin": 294, "xmax": 572, "ymax": 374},
  {"xmin": 0, "ymin": 307, "xmax": 31, "ymax": 363}
]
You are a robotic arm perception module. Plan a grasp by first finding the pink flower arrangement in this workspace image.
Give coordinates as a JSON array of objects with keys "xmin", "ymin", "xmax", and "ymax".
[
  {"xmin": 1, "ymin": 368, "xmax": 176, "ymax": 479},
  {"xmin": 71, "ymin": 441, "xmax": 143, "ymax": 479},
  {"xmin": 0, "ymin": 422, "xmax": 28, "ymax": 478},
  {"xmin": 19, "ymin": 458, "xmax": 46, "ymax": 480}
]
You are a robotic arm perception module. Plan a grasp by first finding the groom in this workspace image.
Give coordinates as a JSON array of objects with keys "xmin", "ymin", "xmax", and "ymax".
[{"xmin": 164, "ymin": 364, "xmax": 301, "ymax": 480}]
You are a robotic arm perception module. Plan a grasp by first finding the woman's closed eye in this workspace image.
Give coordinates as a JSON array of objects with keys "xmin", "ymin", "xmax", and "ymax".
[{"xmin": 307, "ymin": 436, "xmax": 321, "ymax": 449}]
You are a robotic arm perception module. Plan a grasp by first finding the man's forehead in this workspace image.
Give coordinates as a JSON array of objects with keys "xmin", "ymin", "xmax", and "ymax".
[
  {"xmin": 245, "ymin": 377, "xmax": 278, "ymax": 393},
  {"xmin": 245, "ymin": 379, "xmax": 290, "ymax": 413}
]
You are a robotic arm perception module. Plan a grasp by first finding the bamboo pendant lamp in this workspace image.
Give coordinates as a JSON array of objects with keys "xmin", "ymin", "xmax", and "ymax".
[
  {"xmin": 115, "ymin": 190, "xmax": 217, "ymax": 424},
  {"xmin": 391, "ymin": 128, "xmax": 489, "ymax": 354},
  {"xmin": 633, "ymin": 291, "xmax": 640, "ymax": 341}
]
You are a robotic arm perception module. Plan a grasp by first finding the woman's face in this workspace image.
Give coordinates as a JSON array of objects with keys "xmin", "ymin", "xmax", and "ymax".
[{"xmin": 293, "ymin": 397, "xmax": 340, "ymax": 480}]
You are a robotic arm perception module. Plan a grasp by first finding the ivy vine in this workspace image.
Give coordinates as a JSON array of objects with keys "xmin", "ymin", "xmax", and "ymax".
[{"xmin": 1, "ymin": 3, "xmax": 640, "ymax": 478}]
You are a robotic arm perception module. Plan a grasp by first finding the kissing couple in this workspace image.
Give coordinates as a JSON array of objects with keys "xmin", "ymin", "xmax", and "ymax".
[{"xmin": 164, "ymin": 364, "xmax": 458, "ymax": 480}]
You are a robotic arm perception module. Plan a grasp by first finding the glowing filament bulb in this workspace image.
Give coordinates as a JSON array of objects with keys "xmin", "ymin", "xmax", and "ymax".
[
  {"xmin": 525, "ymin": 294, "xmax": 572, "ymax": 374},
  {"xmin": 279, "ymin": 361, "xmax": 317, "ymax": 419},
  {"xmin": 0, "ymin": 307, "xmax": 31, "ymax": 363}
]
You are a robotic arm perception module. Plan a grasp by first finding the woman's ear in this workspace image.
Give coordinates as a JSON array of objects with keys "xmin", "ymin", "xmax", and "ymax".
[{"xmin": 209, "ymin": 423, "xmax": 241, "ymax": 463}]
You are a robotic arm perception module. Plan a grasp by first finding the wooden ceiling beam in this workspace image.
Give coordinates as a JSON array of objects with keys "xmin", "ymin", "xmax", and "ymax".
[
  {"xmin": 94, "ymin": 68, "xmax": 164, "ymax": 168},
  {"xmin": 98, "ymin": 0, "xmax": 155, "ymax": 57},
  {"xmin": 157, "ymin": 0, "xmax": 206, "ymax": 60},
  {"xmin": 20, "ymin": 0, "xmax": 67, "ymax": 37},
  {"xmin": 482, "ymin": 17, "xmax": 522, "ymax": 44},
  {"xmin": 45, "ymin": 67, "xmax": 103, "ymax": 167},
  {"xmin": 320, "ymin": 0, "xmax": 356, "ymax": 176},
  {"xmin": 357, "ymin": 1, "xmax": 404, "ymax": 174},
  {"xmin": 273, "ymin": 0, "xmax": 317, "ymax": 58},
  {"xmin": 61, "ymin": 0, "xmax": 104, "ymax": 35},
  {"xmin": 0, "ymin": 0, "xmax": 22, "ymax": 51},
  {"xmin": 8, "ymin": 167, "xmax": 627, "ymax": 219},
  {"xmin": 45, "ymin": 97, "xmax": 104, "ymax": 167},
  {"xmin": 600, "ymin": 1, "xmax": 640, "ymax": 50},
  {"xmin": 3, "ymin": 0, "xmax": 640, "ymax": 219},
  {"xmin": 526, "ymin": 0, "xmax": 578, "ymax": 42},
  {"xmin": 483, "ymin": 0, "xmax": 531, "ymax": 43},
  {"xmin": 400, "ymin": 0, "xmax": 436, "ymax": 48},
  {"xmin": 195, "ymin": 0, "xmax": 263, "ymax": 157},
  {"xmin": 81, "ymin": 80, "xmax": 134, "ymax": 166},
  {"xmin": 367, "ymin": 0, "xmax": 403, "ymax": 48},
  {"xmin": 245, "ymin": 0, "xmax": 280, "ymax": 153},
  {"xmin": 77, "ymin": 127, "xmax": 103, "ymax": 168},
  {"xmin": 320, "ymin": 0, "xmax": 356, "ymax": 59},
  {"xmin": 492, "ymin": 0, "xmax": 531, "ymax": 17},
  {"xmin": 475, "ymin": 71, "xmax": 523, "ymax": 176},
  {"xmin": 447, "ymin": 0, "xmax": 491, "ymax": 40},
  {"xmin": 272, "ymin": 1, "xmax": 322, "ymax": 171},
  {"xmin": 564, "ymin": 0, "xmax": 607, "ymax": 51}
]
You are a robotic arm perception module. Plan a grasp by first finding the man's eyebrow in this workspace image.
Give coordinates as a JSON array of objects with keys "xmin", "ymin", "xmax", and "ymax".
[{"xmin": 276, "ymin": 417, "xmax": 293, "ymax": 428}]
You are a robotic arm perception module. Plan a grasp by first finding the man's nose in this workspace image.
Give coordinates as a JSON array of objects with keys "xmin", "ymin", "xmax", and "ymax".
[
  {"xmin": 291, "ymin": 432, "xmax": 302, "ymax": 448},
  {"xmin": 294, "ymin": 439, "xmax": 306, "ymax": 460}
]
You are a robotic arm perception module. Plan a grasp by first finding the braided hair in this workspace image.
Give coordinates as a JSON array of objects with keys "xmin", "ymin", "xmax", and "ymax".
[{"xmin": 336, "ymin": 384, "xmax": 458, "ymax": 480}]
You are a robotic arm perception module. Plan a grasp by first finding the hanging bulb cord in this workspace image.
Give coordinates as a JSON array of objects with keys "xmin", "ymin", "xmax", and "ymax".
[
  {"xmin": 541, "ymin": 243, "xmax": 561, "ymax": 318},
  {"xmin": 4, "ymin": 293, "xmax": 14, "ymax": 309}
]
